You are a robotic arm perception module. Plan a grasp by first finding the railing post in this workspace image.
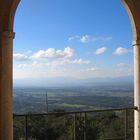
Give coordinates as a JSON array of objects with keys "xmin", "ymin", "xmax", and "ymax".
[
  {"xmin": 25, "ymin": 115, "xmax": 28, "ymax": 140},
  {"xmin": 84, "ymin": 113, "xmax": 87, "ymax": 140},
  {"xmin": 74, "ymin": 113, "xmax": 76, "ymax": 140},
  {"xmin": 124, "ymin": 110, "xmax": 128, "ymax": 140}
]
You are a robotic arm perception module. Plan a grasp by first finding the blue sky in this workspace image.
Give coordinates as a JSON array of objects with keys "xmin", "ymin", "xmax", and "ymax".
[{"xmin": 13, "ymin": 0, "xmax": 133, "ymax": 81}]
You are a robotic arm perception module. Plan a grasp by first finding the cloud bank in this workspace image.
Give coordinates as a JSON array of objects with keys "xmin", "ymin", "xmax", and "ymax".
[{"xmin": 95, "ymin": 47, "xmax": 107, "ymax": 55}]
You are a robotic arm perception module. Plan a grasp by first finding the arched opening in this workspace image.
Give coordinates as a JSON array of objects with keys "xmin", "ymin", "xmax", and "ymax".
[
  {"xmin": 0, "ymin": 0, "xmax": 140, "ymax": 139},
  {"xmin": 13, "ymin": 0, "xmax": 134, "ymax": 139}
]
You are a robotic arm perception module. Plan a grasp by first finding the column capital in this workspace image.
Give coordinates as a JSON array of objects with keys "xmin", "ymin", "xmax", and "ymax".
[
  {"xmin": 2, "ymin": 31, "xmax": 15, "ymax": 39},
  {"xmin": 133, "ymin": 40, "xmax": 140, "ymax": 46}
]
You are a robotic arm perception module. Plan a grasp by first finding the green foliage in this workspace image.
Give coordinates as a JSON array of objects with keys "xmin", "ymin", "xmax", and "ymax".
[{"xmin": 14, "ymin": 110, "xmax": 134, "ymax": 140}]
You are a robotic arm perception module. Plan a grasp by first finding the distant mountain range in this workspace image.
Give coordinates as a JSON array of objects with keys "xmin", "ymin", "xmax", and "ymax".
[{"xmin": 14, "ymin": 76, "xmax": 134, "ymax": 87}]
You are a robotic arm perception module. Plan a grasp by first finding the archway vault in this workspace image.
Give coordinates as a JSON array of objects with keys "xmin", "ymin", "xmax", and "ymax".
[
  {"xmin": 0, "ymin": 0, "xmax": 20, "ymax": 32},
  {"xmin": 122, "ymin": 0, "xmax": 140, "ymax": 42},
  {"xmin": 0, "ymin": 0, "xmax": 140, "ymax": 140}
]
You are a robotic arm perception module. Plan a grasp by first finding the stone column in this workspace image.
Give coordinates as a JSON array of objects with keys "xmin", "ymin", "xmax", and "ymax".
[
  {"xmin": 133, "ymin": 40, "xmax": 140, "ymax": 140},
  {"xmin": 0, "ymin": 31, "xmax": 15, "ymax": 140}
]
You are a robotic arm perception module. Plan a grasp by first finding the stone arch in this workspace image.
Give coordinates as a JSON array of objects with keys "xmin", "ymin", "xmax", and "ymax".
[
  {"xmin": 122, "ymin": 0, "xmax": 140, "ymax": 42},
  {"xmin": 0, "ymin": 0, "xmax": 140, "ymax": 140},
  {"xmin": 0, "ymin": 0, "xmax": 20, "ymax": 32},
  {"xmin": 9, "ymin": 0, "xmax": 20, "ymax": 32}
]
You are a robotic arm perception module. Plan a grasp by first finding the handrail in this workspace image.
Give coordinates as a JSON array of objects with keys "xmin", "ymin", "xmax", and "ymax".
[
  {"xmin": 14, "ymin": 106, "xmax": 136, "ymax": 140},
  {"xmin": 13, "ymin": 106, "xmax": 137, "ymax": 117}
]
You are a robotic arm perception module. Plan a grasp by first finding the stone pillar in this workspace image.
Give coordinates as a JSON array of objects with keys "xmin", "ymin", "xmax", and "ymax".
[
  {"xmin": 133, "ymin": 40, "xmax": 140, "ymax": 140},
  {"xmin": 0, "ymin": 31, "xmax": 15, "ymax": 140}
]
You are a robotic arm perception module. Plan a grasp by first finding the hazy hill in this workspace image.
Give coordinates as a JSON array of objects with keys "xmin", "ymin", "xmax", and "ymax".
[{"xmin": 14, "ymin": 76, "xmax": 133, "ymax": 87}]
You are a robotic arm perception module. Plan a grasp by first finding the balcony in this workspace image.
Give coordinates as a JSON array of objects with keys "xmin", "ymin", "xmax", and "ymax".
[{"xmin": 13, "ymin": 107, "xmax": 136, "ymax": 140}]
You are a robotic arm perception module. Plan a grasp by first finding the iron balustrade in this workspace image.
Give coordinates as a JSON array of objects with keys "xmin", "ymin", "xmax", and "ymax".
[{"xmin": 13, "ymin": 107, "xmax": 137, "ymax": 140}]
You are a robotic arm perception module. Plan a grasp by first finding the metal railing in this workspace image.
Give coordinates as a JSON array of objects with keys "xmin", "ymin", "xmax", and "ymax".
[{"xmin": 13, "ymin": 107, "xmax": 136, "ymax": 140}]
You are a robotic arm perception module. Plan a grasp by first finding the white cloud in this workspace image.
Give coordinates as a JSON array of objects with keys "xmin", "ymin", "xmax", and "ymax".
[
  {"xmin": 31, "ymin": 47, "xmax": 74, "ymax": 59},
  {"xmin": 68, "ymin": 35, "xmax": 112, "ymax": 43},
  {"xmin": 71, "ymin": 59, "xmax": 90, "ymax": 64},
  {"xmin": 13, "ymin": 53, "xmax": 29, "ymax": 61},
  {"xmin": 114, "ymin": 47, "xmax": 131, "ymax": 55},
  {"xmin": 13, "ymin": 61, "xmax": 133, "ymax": 80},
  {"xmin": 80, "ymin": 35, "xmax": 91, "ymax": 43},
  {"xmin": 68, "ymin": 35, "xmax": 79, "ymax": 41},
  {"xmin": 95, "ymin": 47, "xmax": 107, "ymax": 55},
  {"xmin": 45, "ymin": 59, "xmax": 90, "ymax": 67},
  {"xmin": 14, "ymin": 58, "xmax": 91, "ymax": 79},
  {"xmin": 16, "ymin": 58, "xmax": 90, "ymax": 70}
]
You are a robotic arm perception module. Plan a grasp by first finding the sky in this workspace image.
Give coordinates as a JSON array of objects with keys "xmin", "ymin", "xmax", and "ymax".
[{"xmin": 13, "ymin": 0, "xmax": 133, "ymax": 83}]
